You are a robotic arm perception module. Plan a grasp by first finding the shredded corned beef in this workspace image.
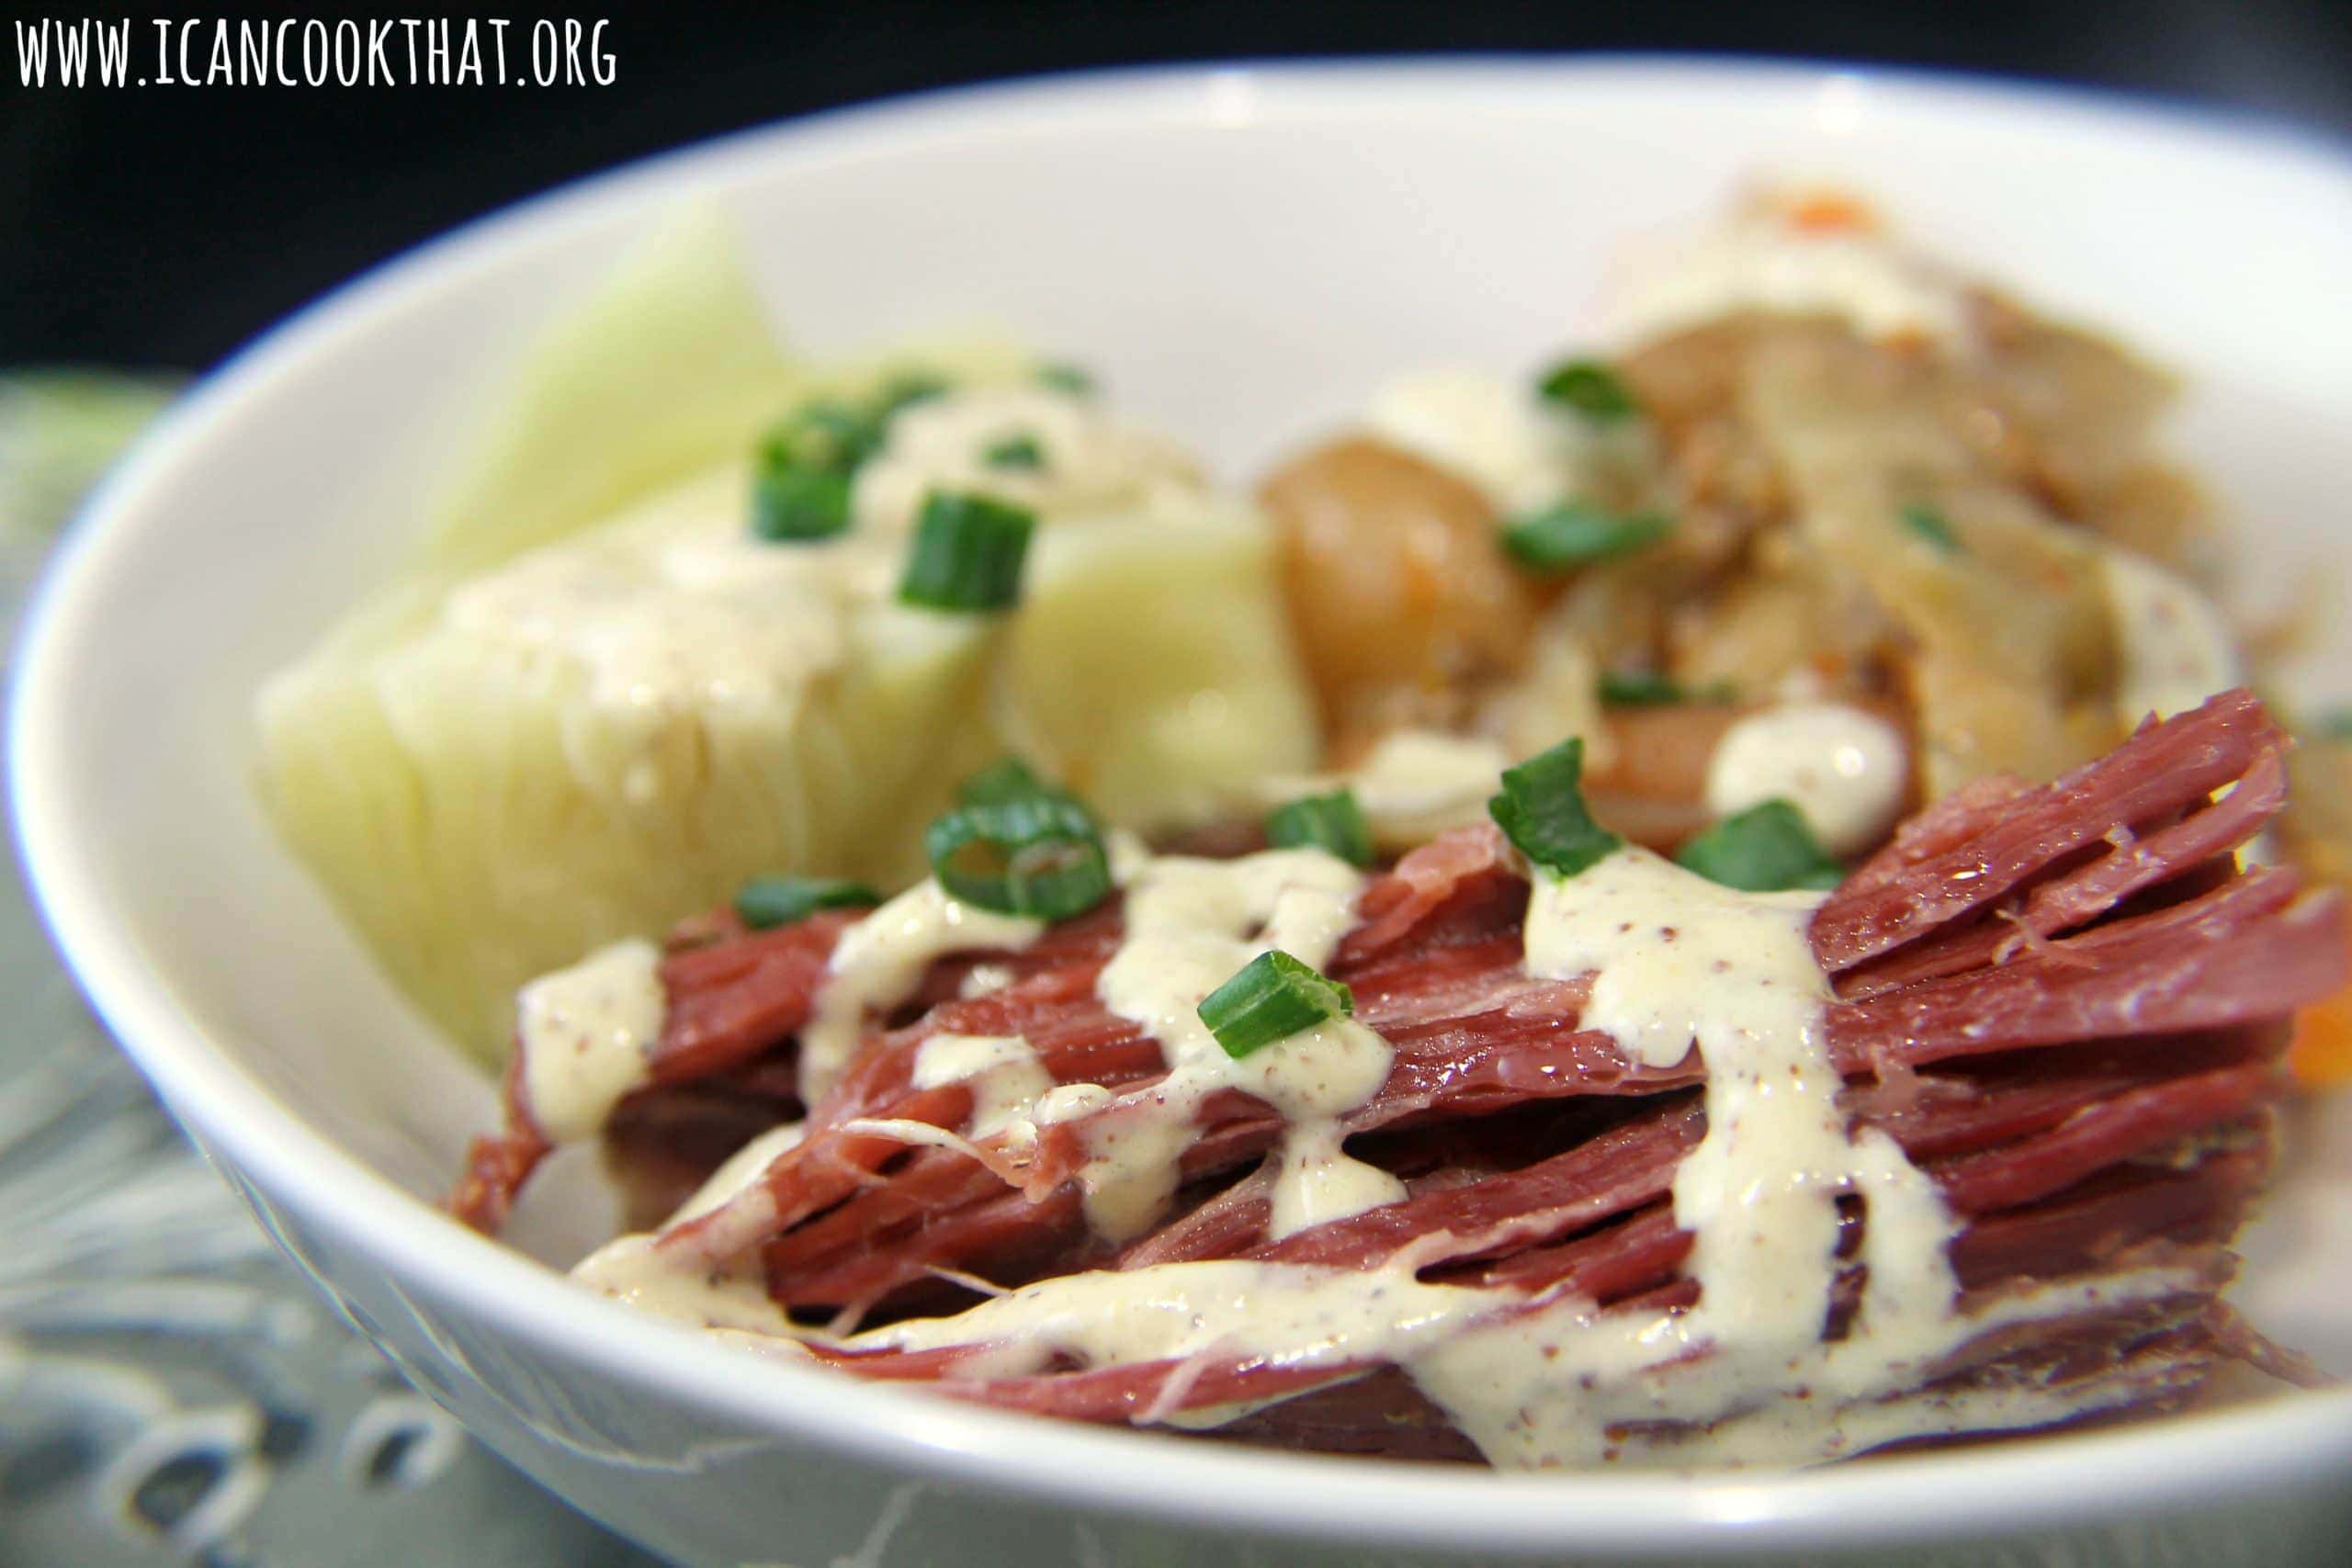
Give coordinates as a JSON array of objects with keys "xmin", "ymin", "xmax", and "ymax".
[{"xmin": 451, "ymin": 690, "xmax": 2342, "ymax": 1461}]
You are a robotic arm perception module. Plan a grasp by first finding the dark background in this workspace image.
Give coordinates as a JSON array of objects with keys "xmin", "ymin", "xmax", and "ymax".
[{"xmin": 3, "ymin": 0, "xmax": 2348, "ymax": 374}]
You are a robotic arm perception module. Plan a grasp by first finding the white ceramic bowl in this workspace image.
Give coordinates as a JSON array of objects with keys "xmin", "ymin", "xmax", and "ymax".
[{"xmin": 14, "ymin": 59, "xmax": 2352, "ymax": 1567}]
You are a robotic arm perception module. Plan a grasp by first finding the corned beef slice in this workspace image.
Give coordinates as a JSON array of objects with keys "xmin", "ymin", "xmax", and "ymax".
[{"xmin": 456, "ymin": 689, "xmax": 2342, "ymax": 1456}]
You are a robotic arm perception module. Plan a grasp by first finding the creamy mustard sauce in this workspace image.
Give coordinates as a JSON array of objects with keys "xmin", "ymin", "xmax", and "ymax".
[
  {"xmin": 800, "ymin": 882, "xmax": 1044, "ymax": 1103},
  {"xmin": 441, "ymin": 468, "xmax": 874, "ymax": 720},
  {"xmin": 517, "ymin": 938, "xmax": 667, "ymax": 1142},
  {"xmin": 957, "ymin": 963, "xmax": 1017, "ymax": 999},
  {"xmin": 1459, "ymin": 843, "xmax": 1987, "ymax": 1464},
  {"xmin": 577, "ymin": 1225, "xmax": 2193, "ymax": 1465},
  {"xmin": 421, "ymin": 468, "xmax": 915, "ymax": 812},
  {"xmin": 852, "ymin": 385, "xmax": 1201, "ymax": 537},
  {"xmin": 910, "ymin": 1033, "xmax": 1054, "ymax": 1141},
  {"xmin": 427, "ymin": 387, "xmax": 1209, "ymax": 814},
  {"xmin": 1031, "ymin": 1082, "xmax": 1114, "ymax": 1126},
  {"xmin": 565, "ymin": 841, "xmax": 2168, "ymax": 1469},
  {"xmin": 1413, "ymin": 1265, "xmax": 2199, "ymax": 1469},
  {"xmin": 571, "ymin": 1234, "xmax": 805, "ymax": 1337},
  {"xmin": 1086, "ymin": 849, "xmax": 1399, "ymax": 1242},
  {"xmin": 1264, "ymin": 729, "xmax": 1512, "ymax": 853},
  {"xmin": 1603, "ymin": 208, "xmax": 1973, "ymax": 348},
  {"xmin": 668, "ymin": 1122, "xmax": 808, "ymax": 1224},
  {"xmin": 850, "ymin": 1258, "xmax": 1492, "ymax": 1379},
  {"xmin": 1521, "ymin": 848, "xmax": 1860, "ymax": 1359},
  {"xmin": 1363, "ymin": 368, "xmax": 1587, "ymax": 515},
  {"xmin": 2101, "ymin": 547, "xmax": 2240, "ymax": 725},
  {"xmin": 1704, "ymin": 702, "xmax": 1910, "ymax": 857},
  {"xmin": 1523, "ymin": 847, "xmax": 1917, "ymax": 1331}
]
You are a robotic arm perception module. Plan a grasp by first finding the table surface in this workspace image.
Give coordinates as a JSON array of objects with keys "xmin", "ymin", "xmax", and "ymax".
[{"xmin": 0, "ymin": 475, "xmax": 662, "ymax": 1564}]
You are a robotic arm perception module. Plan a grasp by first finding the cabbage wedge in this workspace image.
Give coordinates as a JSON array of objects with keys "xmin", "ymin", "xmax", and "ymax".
[{"xmin": 259, "ymin": 210, "xmax": 1316, "ymax": 1061}]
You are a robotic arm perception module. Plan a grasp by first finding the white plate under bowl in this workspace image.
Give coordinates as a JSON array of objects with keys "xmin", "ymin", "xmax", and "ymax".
[{"xmin": 11, "ymin": 57, "xmax": 2352, "ymax": 1567}]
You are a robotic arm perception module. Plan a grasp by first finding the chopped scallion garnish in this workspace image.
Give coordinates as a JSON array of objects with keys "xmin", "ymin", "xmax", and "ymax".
[
  {"xmin": 982, "ymin": 433, "xmax": 1046, "ymax": 470},
  {"xmin": 1035, "ymin": 362, "xmax": 1095, "ymax": 396},
  {"xmin": 957, "ymin": 755, "xmax": 1052, "ymax": 807},
  {"xmin": 1536, "ymin": 358, "xmax": 1638, "ymax": 423},
  {"xmin": 1500, "ymin": 504, "xmax": 1671, "ymax": 572},
  {"xmin": 1675, "ymin": 800, "xmax": 1845, "ymax": 892},
  {"xmin": 899, "ymin": 491, "xmax": 1038, "ymax": 612},
  {"xmin": 732, "ymin": 874, "xmax": 880, "ymax": 930},
  {"xmin": 1487, "ymin": 737, "xmax": 1622, "ymax": 878},
  {"xmin": 925, "ymin": 794, "xmax": 1112, "ymax": 920},
  {"xmin": 1196, "ymin": 950, "xmax": 1355, "ymax": 1060},
  {"xmin": 925, "ymin": 758, "xmax": 1112, "ymax": 920},
  {"xmin": 2315, "ymin": 709, "xmax": 2352, "ymax": 744},
  {"xmin": 1598, "ymin": 670, "xmax": 1737, "ymax": 707},
  {"xmin": 1265, "ymin": 790, "xmax": 1374, "ymax": 867},
  {"xmin": 773, "ymin": 399, "xmax": 885, "ymax": 473},
  {"xmin": 1901, "ymin": 503, "xmax": 1962, "ymax": 555},
  {"xmin": 880, "ymin": 373, "xmax": 950, "ymax": 415},
  {"xmin": 750, "ymin": 373, "xmax": 951, "ymax": 543},
  {"xmin": 751, "ymin": 463, "xmax": 853, "ymax": 542}
]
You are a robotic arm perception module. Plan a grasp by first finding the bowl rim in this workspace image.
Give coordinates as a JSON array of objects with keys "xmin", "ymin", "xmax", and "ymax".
[{"xmin": 12, "ymin": 53, "xmax": 2352, "ymax": 1556}]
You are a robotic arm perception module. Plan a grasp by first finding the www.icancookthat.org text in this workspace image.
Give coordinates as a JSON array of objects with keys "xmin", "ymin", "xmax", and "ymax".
[{"xmin": 15, "ymin": 16, "xmax": 616, "ymax": 89}]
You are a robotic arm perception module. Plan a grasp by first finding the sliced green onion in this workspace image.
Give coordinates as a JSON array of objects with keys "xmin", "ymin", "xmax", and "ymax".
[
  {"xmin": 927, "ymin": 755, "xmax": 1112, "ymax": 918},
  {"xmin": 880, "ymin": 372, "xmax": 950, "ymax": 415},
  {"xmin": 750, "ymin": 376, "xmax": 954, "ymax": 542},
  {"xmin": 751, "ymin": 463, "xmax": 853, "ymax": 542},
  {"xmin": 770, "ymin": 399, "xmax": 885, "ymax": 473},
  {"xmin": 960, "ymin": 756, "xmax": 1046, "ymax": 805},
  {"xmin": 1487, "ymin": 737, "xmax": 1622, "ymax": 878},
  {"xmin": 1035, "ymin": 362, "xmax": 1095, "ymax": 396},
  {"xmin": 748, "ymin": 400, "xmax": 877, "ymax": 546},
  {"xmin": 1598, "ymin": 669, "xmax": 1681, "ymax": 706},
  {"xmin": 925, "ymin": 792, "xmax": 1112, "ymax": 920},
  {"xmin": 1536, "ymin": 358, "xmax": 1638, "ymax": 423},
  {"xmin": 732, "ymin": 874, "xmax": 879, "ymax": 930},
  {"xmin": 2313, "ymin": 708, "xmax": 2352, "ymax": 744},
  {"xmin": 1196, "ymin": 950, "xmax": 1355, "ymax": 1060},
  {"xmin": 982, "ymin": 433, "xmax": 1046, "ymax": 470},
  {"xmin": 1501, "ymin": 503, "xmax": 1671, "ymax": 572},
  {"xmin": 1265, "ymin": 790, "xmax": 1374, "ymax": 867},
  {"xmin": 899, "ymin": 491, "xmax": 1038, "ymax": 612},
  {"xmin": 1901, "ymin": 502, "xmax": 1962, "ymax": 555},
  {"xmin": 1675, "ymin": 800, "xmax": 1845, "ymax": 893},
  {"xmin": 1598, "ymin": 670, "xmax": 1737, "ymax": 707},
  {"xmin": 957, "ymin": 756, "xmax": 1054, "ymax": 808}
]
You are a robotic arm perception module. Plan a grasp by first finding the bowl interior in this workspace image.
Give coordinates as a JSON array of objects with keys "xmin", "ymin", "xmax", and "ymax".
[{"xmin": 14, "ymin": 57, "xmax": 2352, "ymax": 1549}]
